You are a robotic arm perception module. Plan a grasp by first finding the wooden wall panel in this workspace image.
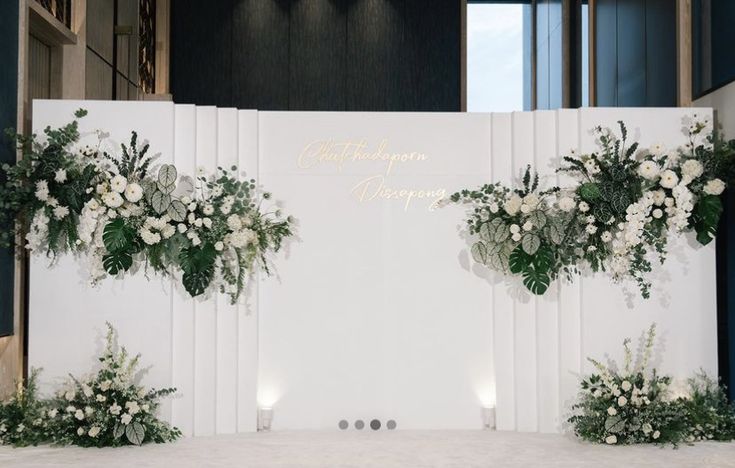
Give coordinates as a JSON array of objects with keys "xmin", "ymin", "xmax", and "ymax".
[
  {"xmin": 171, "ymin": 1, "xmax": 460, "ymax": 111},
  {"xmin": 290, "ymin": 0, "xmax": 347, "ymax": 110},
  {"xmin": 231, "ymin": 0, "xmax": 289, "ymax": 110},
  {"xmin": 404, "ymin": 0, "xmax": 461, "ymax": 111},
  {"xmin": 346, "ymin": 0, "xmax": 407, "ymax": 111},
  {"xmin": 170, "ymin": 0, "xmax": 233, "ymax": 107}
]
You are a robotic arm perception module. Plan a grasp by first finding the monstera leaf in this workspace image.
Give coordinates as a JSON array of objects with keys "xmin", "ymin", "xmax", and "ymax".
[
  {"xmin": 102, "ymin": 218, "xmax": 136, "ymax": 252},
  {"xmin": 103, "ymin": 250, "xmax": 133, "ymax": 274},
  {"xmin": 179, "ymin": 243, "xmax": 217, "ymax": 297},
  {"xmin": 522, "ymin": 267, "xmax": 551, "ymax": 295},
  {"xmin": 692, "ymin": 194, "xmax": 723, "ymax": 245}
]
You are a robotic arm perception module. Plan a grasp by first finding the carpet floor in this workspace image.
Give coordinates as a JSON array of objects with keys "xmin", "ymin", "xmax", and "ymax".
[{"xmin": 1, "ymin": 430, "xmax": 735, "ymax": 467}]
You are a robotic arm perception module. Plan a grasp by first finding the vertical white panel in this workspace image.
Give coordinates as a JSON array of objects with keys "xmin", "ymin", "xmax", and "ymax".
[
  {"xmin": 194, "ymin": 106, "xmax": 218, "ymax": 436},
  {"xmin": 215, "ymin": 109, "xmax": 239, "ymax": 434},
  {"xmin": 511, "ymin": 112, "xmax": 538, "ymax": 432},
  {"xmin": 491, "ymin": 113, "xmax": 515, "ymax": 431},
  {"xmin": 577, "ymin": 108, "xmax": 718, "ymax": 384},
  {"xmin": 534, "ymin": 111, "xmax": 560, "ymax": 433},
  {"xmin": 28, "ymin": 100, "xmax": 176, "ymax": 422},
  {"xmin": 171, "ymin": 104, "xmax": 197, "ymax": 436},
  {"xmin": 556, "ymin": 109, "xmax": 583, "ymax": 419},
  {"xmin": 238, "ymin": 110, "xmax": 259, "ymax": 432}
]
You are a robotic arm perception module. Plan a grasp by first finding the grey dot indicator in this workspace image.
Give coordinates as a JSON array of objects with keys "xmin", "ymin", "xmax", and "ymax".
[
  {"xmin": 387, "ymin": 420, "xmax": 397, "ymax": 430},
  {"xmin": 338, "ymin": 420, "xmax": 349, "ymax": 430},
  {"xmin": 370, "ymin": 419, "xmax": 381, "ymax": 430},
  {"xmin": 354, "ymin": 419, "xmax": 365, "ymax": 430}
]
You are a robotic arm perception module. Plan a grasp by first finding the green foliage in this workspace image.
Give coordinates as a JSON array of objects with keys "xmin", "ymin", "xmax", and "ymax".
[
  {"xmin": 449, "ymin": 117, "xmax": 735, "ymax": 299},
  {"xmin": 0, "ymin": 111, "xmax": 295, "ymax": 303},
  {"xmin": 0, "ymin": 370, "xmax": 53, "ymax": 447},
  {"xmin": 568, "ymin": 325, "xmax": 735, "ymax": 446}
]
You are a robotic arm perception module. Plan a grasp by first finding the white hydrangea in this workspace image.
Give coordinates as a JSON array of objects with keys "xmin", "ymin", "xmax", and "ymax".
[
  {"xmin": 227, "ymin": 214, "xmax": 242, "ymax": 231},
  {"xmin": 140, "ymin": 228, "xmax": 161, "ymax": 245},
  {"xmin": 558, "ymin": 196, "xmax": 576, "ymax": 212}
]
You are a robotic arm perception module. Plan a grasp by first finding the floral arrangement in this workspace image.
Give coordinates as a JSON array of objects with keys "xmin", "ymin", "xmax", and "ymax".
[
  {"xmin": 0, "ymin": 323, "xmax": 180, "ymax": 447},
  {"xmin": 1, "ymin": 110, "xmax": 293, "ymax": 302},
  {"xmin": 449, "ymin": 117, "xmax": 735, "ymax": 297},
  {"xmin": 568, "ymin": 324, "xmax": 735, "ymax": 446},
  {"xmin": 0, "ymin": 370, "xmax": 53, "ymax": 447}
]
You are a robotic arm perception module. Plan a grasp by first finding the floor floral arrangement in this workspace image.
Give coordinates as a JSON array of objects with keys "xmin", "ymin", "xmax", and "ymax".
[
  {"xmin": 568, "ymin": 324, "xmax": 735, "ymax": 446},
  {"xmin": 0, "ymin": 323, "xmax": 180, "ymax": 447},
  {"xmin": 450, "ymin": 117, "xmax": 735, "ymax": 297},
  {"xmin": 1, "ymin": 110, "xmax": 293, "ymax": 302}
]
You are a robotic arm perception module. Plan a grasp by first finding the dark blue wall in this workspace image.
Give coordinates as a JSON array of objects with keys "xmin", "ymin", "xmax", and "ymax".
[
  {"xmin": 595, "ymin": 0, "xmax": 677, "ymax": 107},
  {"xmin": 0, "ymin": 0, "xmax": 18, "ymax": 337}
]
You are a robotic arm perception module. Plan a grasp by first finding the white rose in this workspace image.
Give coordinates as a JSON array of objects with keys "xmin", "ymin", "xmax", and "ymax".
[
  {"xmin": 77, "ymin": 427, "xmax": 85, "ymax": 436},
  {"xmin": 162, "ymin": 224, "xmax": 176, "ymax": 239},
  {"xmin": 110, "ymin": 175, "xmax": 128, "ymax": 193},
  {"xmin": 621, "ymin": 380, "xmax": 632, "ymax": 392},
  {"xmin": 121, "ymin": 413, "xmax": 132, "ymax": 425},
  {"xmin": 511, "ymin": 233, "xmax": 522, "ymax": 242},
  {"xmin": 109, "ymin": 403, "xmax": 122, "ymax": 416},
  {"xmin": 523, "ymin": 193, "xmax": 539, "ymax": 208},
  {"xmin": 682, "ymin": 159, "xmax": 704, "ymax": 178},
  {"xmin": 88, "ymin": 426, "xmax": 101, "ymax": 438},
  {"xmin": 522, "ymin": 221, "xmax": 533, "ymax": 232},
  {"xmin": 617, "ymin": 396, "xmax": 627, "ymax": 407},
  {"xmin": 102, "ymin": 191, "xmax": 124, "ymax": 208},
  {"xmin": 607, "ymin": 407, "xmax": 617, "ymax": 416},
  {"xmin": 652, "ymin": 208, "xmax": 663, "ymax": 219},
  {"xmin": 203, "ymin": 218, "xmax": 212, "ymax": 229},
  {"xmin": 520, "ymin": 204, "xmax": 531, "ymax": 214},
  {"xmin": 188, "ymin": 202, "xmax": 197, "ymax": 212},
  {"xmin": 215, "ymin": 241, "xmax": 224, "ymax": 251},
  {"xmin": 653, "ymin": 430, "xmax": 660, "ymax": 440},
  {"xmin": 177, "ymin": 223, "xmax": 187, "ymax": 233},
  {"xmin": 124, "ymin": 182, "xmax": 143, "ymax": 202},
  {"xmin": 65, "ymin": 391, "xmax": 76, "ymax": 401},
  {"xmin": 659, "ymin": 170, "xmax": 679, "ymax": 189},
  {"xmin": 100, "ymin": 380, "xmax": 111, "ymax": 391},
  {"xmin": 509, "ymin": 224, "xmax": 520, "ymax": 234},
  {"xmin": 489, "ymin": 202, "xmax": 499, "ymax": 214},
  {"xmin": 704, "ymin": 178, "xmax": 726, "ymax": 196},
  {"xmin": 74, "ymin": 409, "xmax": 85, "ymax": 420},
  {"xmin": 504, "ymin": 194, "xmax": 522, "ymax": 216},
  {"xmin": 96, "ymin": 394, "xmax": 106, "ymax": 402},
  {"xmin": 637, "ymin": 160, "xmax": 660, "ymax": 180},
  {"xmin": 605, "ymin": 435, "xmax": 617, "ymax": 445}
]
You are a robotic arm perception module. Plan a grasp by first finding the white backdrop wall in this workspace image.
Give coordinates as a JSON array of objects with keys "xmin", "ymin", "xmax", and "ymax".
[{"xmin": 29, "ymin": 101, "xmax": 717, "ymax": 436}]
